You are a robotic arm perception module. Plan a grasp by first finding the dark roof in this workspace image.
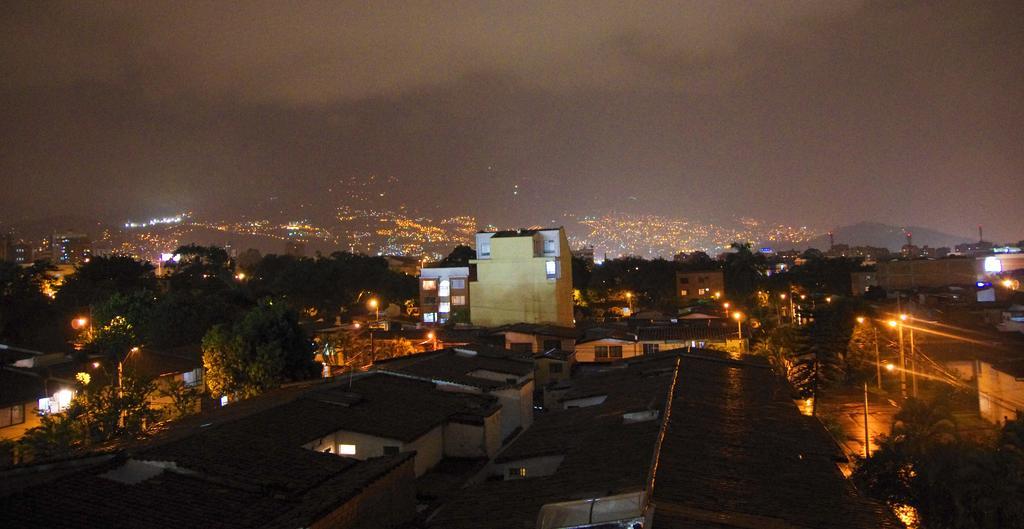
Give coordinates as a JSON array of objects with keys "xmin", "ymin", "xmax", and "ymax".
[
  {"xmin": 428, "ymin": 357, "xmax": 678, "ymax": 529},
  {"xmin": 375, "ymin": 345, "xmax": 534, "ymax": 390},
  {"xmin": 0, "ymin": 451, "xmax": 413, "ymax": 529},
  {"xmin": 652, "ymin": 353, "xmax": 901, "ymax": 529},
  {"xmin": 490, "ymin": 322, "xmax": 581, "ymax": 339},
  {"xmin": 485, "ymin": 228, "xmax": 557, "ymax": 238},
  {"xmin": 635, "ymin": 325, "xmax": 732, "ymax": 342},
  {"xmin": 0, "ymin": 368, "xmax": 49, "ymax": 407},
  {"xmin": 534, "ymin": 348, "xmax": 575, "ymax": 362}
]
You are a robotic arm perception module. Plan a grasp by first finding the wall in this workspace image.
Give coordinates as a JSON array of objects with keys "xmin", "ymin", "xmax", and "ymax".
[
  {"xmin": 977, "ymin": 361, "xmax": 1024, "ymax": 424},
  {"xmin": 0, "ymin": 401, "xmax": 41, "ymax": 441},
  {"xmin": 310, "ymin": 456, "xmax": 417, "ymax": 529},
  {"xmin": 493, "ymin": 383, "xmax": 533, "ymax": 440},
  {"xmin": 875, "ymin": 258, "xmax": 979, "ymax": 290},
  {"xmin": 469, "ymin": 231, "xmax": 573, "ymax": 327},
  {"xmin": 676, "ymin": 270, "xmax": 725, "ymax": 302},
  {"xmin": 502, "ymin": 332, "xmax": 576, "ymax": 353},
  {"xmin": 443, "ymin": 420, "xmax": 490, "ymax": 458},
  {"xmin": 305, "ymin": 426, "xmax": 444, "ymax": 477},
  {"xmin": 574, "ymin": 340, "xmax": 641, "ymax": 363}
]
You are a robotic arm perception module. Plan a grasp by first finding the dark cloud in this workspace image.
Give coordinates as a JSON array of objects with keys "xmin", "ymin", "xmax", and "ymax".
[{"xmin": 1, "ymin": 1, "xmax": 1022, "ymax": 240}]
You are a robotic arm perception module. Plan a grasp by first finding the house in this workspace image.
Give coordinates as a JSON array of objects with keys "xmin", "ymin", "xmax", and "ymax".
[
  {"xmin": 489, "ymin": 323, "xmax": 580, "ymax": 353},
  {"xmin": 428, "ymin": 355, "xmax": 680, "ymax": 529},
  {"xmin": 0, "ymin": 354, "xmax": 79, "ymax": 442},
  {"xmin": 532, "ymin": 348, "xmax": 575, "ymax": 389},
  {"xmin": 119, "ymin": 345, "xmax": 206, "ymax": 415},
  {"xmin": 469, "ymin": 228, "xmax": 574, "ymax": 327},
  {"xmin": 0, "ymin": 376, "xmax": 433, "ymax": 528},
  {"xmin": 374, "ymin": 344, "xmax": 535, "ymax": 441},
  {"xmin": 573, "ymin": 323, "xmax": 735, "ymax": 363},
  {"xmin": 976, "ymin": 358, "xmax": 1024, "ymax": 424},
  {"xmin": 420, "ymin": 266, "xmax": 472, "ymax": 324}
]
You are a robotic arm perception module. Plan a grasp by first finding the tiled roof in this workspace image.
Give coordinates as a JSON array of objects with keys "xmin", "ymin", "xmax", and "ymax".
[
  {"xmin": 652, "ymin": 352, "xmax": 902, "ymax": 529},
  {"xmin": 428, "ymin": 358, "xmax": 677, "ymax": 529},
  {"xmin": 490, "ymin": 323, "xmax": 582, "ymax": 339},
  {"xmin": 375, "ymin": 345, "xmax": 535, "ymax": 390}
]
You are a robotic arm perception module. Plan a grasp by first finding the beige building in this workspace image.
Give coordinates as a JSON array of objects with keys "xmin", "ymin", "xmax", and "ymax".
[
  {"xmin": 469, "ymin": 228, "xmax": 574, "ymax": 327},
  {"xmin": 676, "ymin": 270, "xmax": 725, "ymax": 303}
]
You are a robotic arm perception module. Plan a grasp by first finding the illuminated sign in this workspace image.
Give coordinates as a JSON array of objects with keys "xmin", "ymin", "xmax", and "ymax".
[
  {"xmin": 759, "ymin": 247, "xmax": 773, "ymax": 254},
  {"xmin": 983, "ymin": 256, "xmax": 1002, "ymax": 273}
]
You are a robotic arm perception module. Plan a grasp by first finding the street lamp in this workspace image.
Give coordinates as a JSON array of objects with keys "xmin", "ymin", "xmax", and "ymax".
[
  {"xmin": 368, "ymin": 298, "xmax": 379, "ymax": 321},
  {"xmin": 625, "ymin": 292, "xmax": 633, "ymax": 315},
  {"xmin": 427, "ymin": 331, "xmax": 437, "ymax": 351},
  {"xmin": 887, "ymin": 318, "xmax": 908, "ymax": 399},
  {"xmin": 732, "ymin": 311, "xmax": 744, "ymax": 340},
  {"xmin": 857, "ymin": 316, "xmax": 882, "ymax": 389}
]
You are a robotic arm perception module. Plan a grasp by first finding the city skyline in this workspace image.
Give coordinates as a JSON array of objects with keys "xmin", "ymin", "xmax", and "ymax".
[{"xmin": 2, "ymin": 1, "xmax": 1022, "ymax": 241}]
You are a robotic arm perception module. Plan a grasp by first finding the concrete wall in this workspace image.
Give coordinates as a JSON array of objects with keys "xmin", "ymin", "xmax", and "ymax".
[
  {"xmin": 977, "ymin": 361, "xmax": 1024, "ymax": 425},
  {"xmin": 502, "ymin": 332, "xmax": 576, "ymax": 353},
  {"xmin": 493, "ymin": 382, "xmax": 534, "ymax": 440},
  {"xmin": 492, "ymin": 455, "xmax": 565, "ymax": 480},
  {"xmin": 306, "ymin": 426, "xmax": 444, "ymax": 477}
]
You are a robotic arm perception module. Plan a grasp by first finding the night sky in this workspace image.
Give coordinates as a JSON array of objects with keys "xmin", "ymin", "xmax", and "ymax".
[{"xmin": 2, "ymin": 1, "xmax": 1022, "ymax": 240}]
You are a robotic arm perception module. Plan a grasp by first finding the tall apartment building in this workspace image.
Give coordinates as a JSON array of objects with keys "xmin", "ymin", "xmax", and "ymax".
[
  {"xmin": 469, "ymin": 228, "xmax": 573, "ymax": 327},
  {"xmin": 419, "ymin": 266, "xmax": 471, "ymax": 324},
  {"xmin": 676, "ymin": 269, "xmax": 725, "ymax": 302}
]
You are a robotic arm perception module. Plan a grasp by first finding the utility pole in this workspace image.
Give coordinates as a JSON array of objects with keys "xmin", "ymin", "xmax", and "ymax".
[
  {"xmin": 863, "ymin": 382, "xmax": 871, "ymax": 459},
  {"xmin": 873, "ymin": 327, "xmax": 882, "ymax": 390},
  {"xmin": 909, "ymin": 326, "xmax": 918, "ymax": 398},
  {"xmin": 897, "ymin": 322, "xmax": 907, "ymax": 400}
]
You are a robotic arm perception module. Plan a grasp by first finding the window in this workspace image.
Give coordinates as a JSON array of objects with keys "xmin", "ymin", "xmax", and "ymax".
[
  {"xmin": 508, "ymin": 467, "xmax": 527, "ymax": 479},
  {"xmin": 543, "ymin": 239, "xmax": 556, "ymax": 254},
  {"xmin": 452, "ymin": 295, "xmax": 466, "ymax": 306},
  {"xmin": 220, "ymin": 395, "xmax": 229, "ymax": 407},
  {"xmin": 595, "ymin": 346, "xmax": 609, "ymax": 359},
  {"xmin": 0, "ymin": 404, "xmax": 25, "ymax": 428},
  {"xmin": 38, "ymin": 390, "xmax": 73, "ymax": 415},
  {"xmin": 383, "ymin": 446, "xmax": 400, "ymax": 456},
  {"xmin": 549, "ymin": 363, "xmax": 563, "ymax": 374},
  {"xmin": 542, "ymin": 339, "xmax": 560, "ymax": 351},
  {"xmin": 680, "ymin": 289, "xmax": 688, "ymax": 296},
  {"xmin": 643, "ymin": 343, "xmax": 660, "ymax": 355},
  {"xmin": 423, "ymin": 312, "xmax": 436, "ymax": 323},
  {"xmin": 480, "ymin": 243, "xmax": 490, "ymax": 257},
  {"xmin": 183, "ymin": 368, "xmax": 203, "ymax": 388},
  {"xmin": 451, "ymin": 278, "xmax": 465, "ymax": 289},
  {"xmin": 439, "ymin": 302, "xmax": 451, "ymax": 314},
  {"xmin": 510, "ymin": 343, "xmax": 533, "ymax": 353},
  {"xmin": 439, "ymin": 279, "xmax": 450, "ymax": 296},
  {"xmin": 609, "ymin": 346, "xmax": 623, "ymax": 358},
  {"xmin": 697, "ymin": 288, "xmax": 708, "ymax": 296},
  {"xmin": 338, "ymin": 444, "xmax": 357, "ymax": 455},
  {"xmin": 422, "ymin": 279, "xmax": 437, "ymax": 291},
  {"xmin": 679, "ymin": 277, "xmax": 690, "ymax": 284},
  {"xmin": 424, "ymin": 296, "xmax": 437, "ymax": 305},
  {"xmin": 545, "ymin": 260, "xmax": 557, "ymax": 280}
]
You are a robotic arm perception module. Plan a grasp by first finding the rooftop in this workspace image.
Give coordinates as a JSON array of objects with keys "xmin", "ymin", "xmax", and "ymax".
[
  {"xmin": 374, "ymin": 345, "xmax": 535, "ymax": 390},
  {"xmin": 490, "ymin": 323, "xmax": 582, "ymax": 340}
]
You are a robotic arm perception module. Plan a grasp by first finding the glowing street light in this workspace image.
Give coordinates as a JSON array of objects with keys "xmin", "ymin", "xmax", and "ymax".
[
  {"xmin": 71, "ymin": 317, "xmax": 89, "ymax": 330},
  {"xmin": 885, "ymin": 362, "xmax": 895, "ymax": 372},
  {"xmin": 856, "ymin": 316, "xmax": 866, "ymax": 324},
  {"xmin": 723, "ymin": 302, "xmax": 730, "ymax": 310},
  {"xmin": 368, "ymin": 298, "xmax": 379, "ymax": 320},
  {"xmin": 732, "ymin": 311, "xmax": 744, "ymax": 340}
]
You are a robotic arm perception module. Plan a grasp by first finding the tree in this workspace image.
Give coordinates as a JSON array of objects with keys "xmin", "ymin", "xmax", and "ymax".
[
  {"xmin": 327, "ymin": 330, "xmax": 417, "ymax": 368},
  {"xmin": 54, "ymin": 255, "xmax": 156, "ymax": 310},
  {"xmin": 438, "ymin": 245, "xmax": 475, "ymax": 267},
  {"xmin": 157, "ymin": 379, "xmax": 204, "ymax": 419},
  {"xmin": 202, "ymin": 300, "xmax": 316, "ymax": 399},
  {"xmin": 0, "ymin": 261, "xmax": 62, "ymax": 348},
  {"xmin": 723, "ymin": 242, "xmax": 766, "ymax": 299},
  {"xmin": 853, "ymin": 397, "xmax": 1024, "ymax": 529}
]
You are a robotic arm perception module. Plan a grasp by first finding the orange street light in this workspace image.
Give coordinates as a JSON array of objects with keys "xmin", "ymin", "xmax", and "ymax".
[
  {"xmin": 732, "ymin": 311, "xmax": 744, "ymax": 339},
  {"xmin": 368, "ymin": 298, "xmax": 380, "ymax": 320},
  {"xmin": 899, "ymin": 314, "xmax": 908, "ymax": 321},
  {"xmin": 885, "ymin": 362, "xmax": 895, "ymax": 372},
  {"xmin": 887, "ymin": 320, "xmax": 898, "ymax": 328},
  {"xmin": 71, "ymin": 317, "xmax": 89, "ymax": 330},
  {"xmin": 779, "ymin": 293, "xmax": 787, "ymax": 299},
  {"xmin": 723, "ymin": 302, "xmax": 730, "ymax": 310},
  {"xmin": 856, "ymin": 316, "xmax": 866, "ymax": 324},
  {"xmin": 825, "ymin": 296, "xmax": 832, "ymax": 303}
]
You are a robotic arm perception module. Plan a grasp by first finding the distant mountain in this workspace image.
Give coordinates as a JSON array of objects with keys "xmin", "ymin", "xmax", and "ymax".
[
  {"xmin": 1, "ymin": 214, "xmax": 109, "ymax": 239},
  {"xmin": 806, "ymin": 222, "xmax": 972, "ymax": 251}
]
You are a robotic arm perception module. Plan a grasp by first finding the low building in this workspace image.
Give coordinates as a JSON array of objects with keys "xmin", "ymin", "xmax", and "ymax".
[
  {"xmin": 977, "ymin": 358, "xmax": 1024, "ymax": 424},
  {"xmin": 420, "ymin": 266, "xmax": 472, "ymax": 324},
  {"xmin": 676, "ymin": 269, "xmax": 725, "ymax": 302},
  {"xmin": 574, "ymin": 324, "xmax": 735, "ymax": 363},
  {"xmin": 0, "ymin": 355, "xmax": 79, "ymax": 442},
  {"xmin": 469, "ymin": 228, "xmax": 574, "ymax": 327},
  {"xmin": 870, "ymin": 254, "xmax": 1024, "ymax": 293},
  {"xmin": 489, "ymin": 323, "xmax": 580, "ymax": 353},
  {"xmin": 0, "ymin": 375, "xmax": 438, "ymax": 528},
  {"xmin": 374, "ymin": 345, "xmax": 535, "ymax": 441}
]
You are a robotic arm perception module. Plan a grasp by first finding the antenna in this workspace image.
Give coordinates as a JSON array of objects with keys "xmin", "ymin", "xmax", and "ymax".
[
  {"xmin": 905, "ymin": 231, "xmax": 912, "ymax": 247},
  {"xmin": 978, "ymin": 225, "xmax": 983, "ymax": 242},
  {"xmin": 828, "ymin": 231, "xmax": 834, "ymax": 249}
]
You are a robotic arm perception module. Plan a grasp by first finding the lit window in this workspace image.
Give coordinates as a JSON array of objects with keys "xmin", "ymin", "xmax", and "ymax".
[
  {"xmin": 38, "ymin": 389, "xmax": 73, "ymax": 415},
  {"xmin": 220, "ymin": 395, "xmax": 229, "ymax": 407},
  {"xmin": 422, "ymin": 279, "xmax": 437, "ymax": 291},
  {"xmin": 183, "ymin": 369, "xmax": 203, "ymax": 388},
  {"xmin": 543, "ymin": 239, "xmax": 556, "ymax": 254},
  {"xmin": 595, "ymin": 346, "xmax": 609, "ymax": 359},
  {"xmin": 452, "ymin": 295, "xmax": 466, "ymax": 306},
  {"xmin": 423, "ymin": 312, "xmax": 436, "ymax": 323},
  {"xmin": 480, "ymin": 243, "xmax": 490, "ymax": 256},
  {"xmin": 451, "ymin": 279, "xmax": 465, "ymax": 289},
  {"xmin": 680, "ymin": 289, "xmax": 688, "ymax": 296},
  {"xmin": 508, "ymin": 467, "xmax": 527, "ymax": 478},
  {"xmin": 643, "ymin": 343, "xmax": 659, "ymax": 355},
  {"xmin": 609, "ymin": 346, "xmax": 623, "ymax": 358},
  {"xmin": 439, "ymin": 279, "xmax": 450, "ymax": 296},
  {"xmin": 338, "ymin": 444, "xmax": 357, "ymax": 455},
  {"xmin": 439, "ymin": 302, "xmax": 451, "ymax": 313},
  {"xmin": 546, "ymin": 261, "xmax": 557, "ymax": 280}
]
